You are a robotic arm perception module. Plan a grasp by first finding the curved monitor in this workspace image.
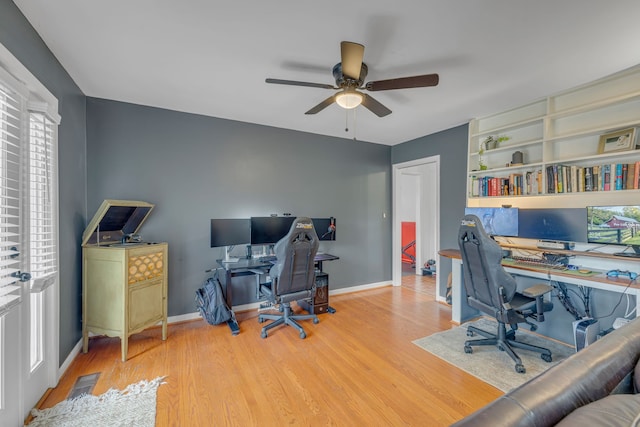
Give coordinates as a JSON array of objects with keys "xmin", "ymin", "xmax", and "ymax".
[{"xmin": 519, "ymin": 208, "xmax": 586, "ymax": 243}]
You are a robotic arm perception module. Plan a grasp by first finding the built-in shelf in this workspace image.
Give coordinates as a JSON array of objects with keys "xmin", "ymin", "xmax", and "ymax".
[{"xmin": 467, "ymin": 64, "xmax": 640, "ymax": 208}]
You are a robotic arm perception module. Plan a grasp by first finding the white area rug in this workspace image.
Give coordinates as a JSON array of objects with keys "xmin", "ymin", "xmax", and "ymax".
[
  {"xmin": 28, "ymin": 377, "xmax": 165, "ymax": 427},
  {"xmin": 413, "ymin": 318, "xmax": 574, "ymax": 392}
]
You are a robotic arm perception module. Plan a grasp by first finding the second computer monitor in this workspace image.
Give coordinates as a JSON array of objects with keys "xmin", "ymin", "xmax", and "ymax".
[{"xmin": 250, "ymin": 216, "xmax": 295, "ymax": 245}]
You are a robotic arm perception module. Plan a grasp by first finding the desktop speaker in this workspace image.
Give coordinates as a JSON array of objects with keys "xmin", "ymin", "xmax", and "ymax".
[{"xmin": 573, "ymin": 318, "xmax": 599, "ymax": 351}]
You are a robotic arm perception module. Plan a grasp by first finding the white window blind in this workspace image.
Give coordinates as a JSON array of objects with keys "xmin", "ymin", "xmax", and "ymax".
[
  {"xmin": 28, "ymin": 111, "xmax": 57, "ymax": 292},
  {"xmin": 0, "ymin": 80, "xmax": 23, "ymax": 316}
]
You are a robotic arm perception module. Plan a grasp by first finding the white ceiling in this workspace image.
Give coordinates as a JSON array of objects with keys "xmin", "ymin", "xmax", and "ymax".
[{"xmin": 13, "ymin": 0, "xmax": 640, "ymax": 146}]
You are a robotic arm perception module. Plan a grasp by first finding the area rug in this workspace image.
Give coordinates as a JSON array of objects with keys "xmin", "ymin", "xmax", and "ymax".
[
  {"xmin": 28, "ymin": 376, "xmax": 166, "ymax": 427},
  {"xmin": 413, "ymin": 318, "xmax": 574, "ymax": 392}
]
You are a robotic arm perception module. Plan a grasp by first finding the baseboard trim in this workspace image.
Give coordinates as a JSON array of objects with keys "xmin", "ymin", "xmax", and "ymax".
[{"xmin": 60, "ymin": 280, "xmax": 392, "ymax": 378}]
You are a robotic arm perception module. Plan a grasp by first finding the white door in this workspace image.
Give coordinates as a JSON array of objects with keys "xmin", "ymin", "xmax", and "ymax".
[{"xmin": 0, "ymin": 56, "xmax": 59, "ymax": 426}]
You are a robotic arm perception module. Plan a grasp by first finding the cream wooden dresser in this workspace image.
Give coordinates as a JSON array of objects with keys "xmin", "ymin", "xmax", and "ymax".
[{"xmin": 82, "ymin": 199, "xmax": 168, "ymax": 361}]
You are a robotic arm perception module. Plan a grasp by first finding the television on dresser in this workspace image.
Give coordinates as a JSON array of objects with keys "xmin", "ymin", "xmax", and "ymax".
[{"xmin": 587, "ymin": 205, "xmax": 640, "ymax": 257}]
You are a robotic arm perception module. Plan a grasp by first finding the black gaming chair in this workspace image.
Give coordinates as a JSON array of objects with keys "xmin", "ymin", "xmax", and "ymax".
[
  {"xmin": 258, "ymin": 217, "xmax": 319, "ymax": 339},
  {"xmin": 458, "ymin": 214, "xmax": 554, "ymax": 374}
]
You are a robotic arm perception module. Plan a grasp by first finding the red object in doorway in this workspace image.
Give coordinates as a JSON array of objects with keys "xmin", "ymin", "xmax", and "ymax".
[{"xmin": 401, "ymin": 222, "xmax": 416, "ymax": 265}]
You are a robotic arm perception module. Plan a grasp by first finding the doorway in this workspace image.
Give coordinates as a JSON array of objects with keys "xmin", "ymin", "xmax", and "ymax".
[{"xmin": 392, "ymin": 156, "xmax": 440, "ymax": 290}]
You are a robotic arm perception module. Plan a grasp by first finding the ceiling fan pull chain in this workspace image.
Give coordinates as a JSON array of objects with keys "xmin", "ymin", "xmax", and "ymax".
[
  {"xmin": 345, "ymin": 109, "xmax": 349, "ymax": 132},
  {"xmin": 353, "ymin": 108, "xmax": 358, "ymax": 141}
]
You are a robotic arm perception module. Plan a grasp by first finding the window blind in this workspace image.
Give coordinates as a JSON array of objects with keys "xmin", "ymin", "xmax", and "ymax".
[
  {"xmin": 0, "ymin": 81, "xmax": 23, "ymax": 316},
  {"xmin": 28, "ymin": 112, "xmax": 57, "ymax": 292}
]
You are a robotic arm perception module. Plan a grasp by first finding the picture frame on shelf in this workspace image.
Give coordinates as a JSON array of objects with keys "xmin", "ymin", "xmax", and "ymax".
[{"xmin": 598, "ymin": 128, "xmax": 637, "ymax": 154}]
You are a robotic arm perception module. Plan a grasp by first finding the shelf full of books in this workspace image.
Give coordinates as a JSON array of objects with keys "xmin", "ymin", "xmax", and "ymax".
[
  {"xmin": 469, "ymin": 170, "xmax": 543, "ymax": 197},
  {"xmin": 546, "ymin": 162, "xmax": 640, "ymax": 194},
  {"xmin": 469, "ymin": 161, "xmax": 640, "ymax": 198},
  {"xmin": 467, "ymin": 64, "xmax": 640, "ymax": 207}
]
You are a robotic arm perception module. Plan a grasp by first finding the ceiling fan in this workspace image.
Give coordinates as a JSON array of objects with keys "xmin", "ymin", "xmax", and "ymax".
[{"xmin": 265, "ymin": 41, "xmax": 439, "ymax": 117}]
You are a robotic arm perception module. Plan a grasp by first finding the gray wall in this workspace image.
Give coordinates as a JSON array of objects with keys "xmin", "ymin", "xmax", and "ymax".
[
  {"xmin": 86, "ymin": 98, "xmax": 392, "ymax": 316},
  {"xmin": 0, "ymin": 1, "xmax": 87, "ymax": 362},
  {"xmin": 391, "ymin": 124, "xmax": 469, "ymax": 295}
]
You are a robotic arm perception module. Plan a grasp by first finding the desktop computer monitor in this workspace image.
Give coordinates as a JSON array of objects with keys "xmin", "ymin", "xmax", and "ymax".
[
  {"xmin": 464, "ymin": 207, "xmax": 518, "ymax": 237},
  {"xmin": 250, "ymin": 216, "xmax": 295, "ymax": 245},
  {"xmin": 312, "ymin": 217, "xmax": 336, "ymax": 241},
  {"xmin": 518, "ymin": 208, "xmax": 586, "ymax": 243},
  {"xmin": 210, "ymin": 218, "xmax": 251, "ymax": 248},
  {"xmin": 587, "ymin": 205, "xmax": 640, "ymax": 257}
]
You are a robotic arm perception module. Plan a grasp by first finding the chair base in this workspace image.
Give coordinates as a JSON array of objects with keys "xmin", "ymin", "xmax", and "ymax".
[
  {"xmin": 464, "ymin": 321, "xmax": 552, "ymax": 374},
  {"xmin": 258, "ymin": 303, "xmax": 319, "ymax": 339}
]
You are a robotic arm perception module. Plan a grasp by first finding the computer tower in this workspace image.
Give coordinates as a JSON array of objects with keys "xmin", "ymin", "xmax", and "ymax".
[
  {"xmin": 573, "ymin": 318, "xmax": 599, "ymax": 351},
  {"xmin": 298, "ymin": 272, "xmax": 329, "ymax": 314}
]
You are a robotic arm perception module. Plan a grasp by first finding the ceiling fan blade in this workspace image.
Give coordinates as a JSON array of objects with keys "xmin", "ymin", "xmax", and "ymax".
[
  {"xmin": 266, "ymin": 78, "xmax": 336, "ymax": 90},
  {"xmin": 341, "ymin": 41, "xmax": 365, "ymax": 80},
  {"xmin": 305, "ymin": 95, "xmax": 337, "ymax": 115},
  {"xmin": 365, "ymin": 73, "xmax": 439, "ymax": 91},
  {"xmin": 361, "ymin": 94, "xmax": 392, "ymax": 117}
]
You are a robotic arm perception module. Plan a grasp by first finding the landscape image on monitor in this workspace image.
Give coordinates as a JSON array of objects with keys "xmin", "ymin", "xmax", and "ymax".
[{"xmin": 587, "ymin": 205, "xmax": 640, "ymax": 245}]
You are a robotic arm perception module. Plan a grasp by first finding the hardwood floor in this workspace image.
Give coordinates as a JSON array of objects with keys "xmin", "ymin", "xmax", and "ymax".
[{"xmin": 32, "ymin": 275, "xmax": 501, "ymax": 426}]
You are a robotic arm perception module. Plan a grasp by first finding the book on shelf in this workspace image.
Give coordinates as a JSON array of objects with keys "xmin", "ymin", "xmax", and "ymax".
[
  {"xmin": 615, "ymin": 163, "xmax": 623, "ymax": 190},
  {"xmin": 584, "ymin": 166, "xmax": 593, "ymax": 192},
  {"xmin": 627, "ymin": 163, "xmax": 636, "ymax": 190}
]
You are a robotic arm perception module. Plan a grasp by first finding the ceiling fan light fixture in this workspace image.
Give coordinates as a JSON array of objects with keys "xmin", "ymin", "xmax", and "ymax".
[{"xmin": 335, "ymin": 90, "xmax": 363, "ymax": 109}]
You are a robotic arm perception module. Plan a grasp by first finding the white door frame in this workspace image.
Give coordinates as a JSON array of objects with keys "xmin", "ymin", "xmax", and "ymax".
[{"xmin": 392, "ymin": 155, "xmax": 440, "ymax": 287}]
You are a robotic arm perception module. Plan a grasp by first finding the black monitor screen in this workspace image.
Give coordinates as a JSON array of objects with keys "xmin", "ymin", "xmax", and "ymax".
[
  {"xmin": 312, "ymin": 217, "xmax": 336, "ymax": 241},
  {"xmin": 210, "ymin": 219, "xmax": 251, "ymax": 248},
  {"xmin": 464, "ymin": 207, "xmax": 518, "ymax": 237},
  {"xmin": 587, "ymin": 205, "xmax": 640, "ymax": 245},
  {"xmin": 519, "ymin": 208, "xmax": 586, "ymax": 242},
  {"xmin": 250, "ymin": 216, "xmax": 295, "ymax": 245}
]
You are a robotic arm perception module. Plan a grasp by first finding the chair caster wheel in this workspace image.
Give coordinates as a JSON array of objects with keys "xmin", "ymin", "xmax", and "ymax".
[
  {"xmin": 261, "ymin": 330, "xmax": 267, "ymax": 339},
  {"xmin": 530, "ymin": 324, "xmax": 537, "ymax": 332},
  {"xmin": 313, "ymin": 318, "xmax": 319, "ymax": 324},
  {"xmin": 498, "ymin": 344, "xmax": 505, "ymax": 351},
  {"xmin": 258, "ymin": 317, "xmax": 265, "ymax": 323},
  {"xmin": 466, "ymin": 330, "xmax": 474, "ymax": 337},
  {"xmin": 300, "ymin": 332, "xmax": 306, "ymax": 339},
  {"xmin": 515, "ymin": 364, "xmax": 526, "ymax": 374},
  {"xmin": 541, "ymin": 354, "xmax": 552, "ymax": 363},
  {"xmin": 464, "ymin": 345, "xmax": 473, "ymax": 354}
]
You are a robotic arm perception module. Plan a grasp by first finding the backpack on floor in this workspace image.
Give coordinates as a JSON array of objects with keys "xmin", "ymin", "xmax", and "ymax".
[{"xmin": 196, "ymin": 272, "xmax": 233, "ymax": 325}]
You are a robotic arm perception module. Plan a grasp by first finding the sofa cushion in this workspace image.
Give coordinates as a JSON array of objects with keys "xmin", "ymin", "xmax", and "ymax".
[{"xmin": 556, "ymin": 394, "xmax": 640, "ymax": 426}]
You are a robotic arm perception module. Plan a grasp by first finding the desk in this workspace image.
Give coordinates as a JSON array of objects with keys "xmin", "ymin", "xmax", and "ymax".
[
  {"xmin": 439, "ymin": 248, "xmax": 640, "ymax": 324},
  {"xmin": 214, "ymin": 253, "xmax": 339, "ymax": 335}
]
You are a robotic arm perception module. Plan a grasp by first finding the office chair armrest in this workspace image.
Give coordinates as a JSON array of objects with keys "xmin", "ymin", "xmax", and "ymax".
[
  {"xmin": 521, "ymin": 283, "xmax": 553, "ymax": 299},
  {"xmin": 521, "ymin": 284, "xmax": 553, "ymax": 322}
]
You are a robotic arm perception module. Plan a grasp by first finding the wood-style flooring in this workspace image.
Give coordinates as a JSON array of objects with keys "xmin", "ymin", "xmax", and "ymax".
[{"xmin": 30, "ymin": 274, "xmax": 501, "ymax": 426}]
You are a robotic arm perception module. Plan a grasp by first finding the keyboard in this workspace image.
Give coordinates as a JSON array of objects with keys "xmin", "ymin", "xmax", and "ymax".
[{"xmin": 506, "ymin": 255, "xmax": 567, "ymax": 270}]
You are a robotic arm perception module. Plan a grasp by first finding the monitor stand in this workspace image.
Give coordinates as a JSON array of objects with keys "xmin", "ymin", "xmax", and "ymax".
[
  {"xmin": 223, "ymin": 246, "xmax": 239, "ymax": 263},
  {"xmin": 614, "ymin": 245, "xmax": 640, "ymax": 258}
]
